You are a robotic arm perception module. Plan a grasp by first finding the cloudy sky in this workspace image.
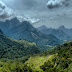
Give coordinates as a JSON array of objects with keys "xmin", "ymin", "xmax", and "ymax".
[{"xmin": 0, "ymin": 0, "xmax": 72, "ymax": 28}]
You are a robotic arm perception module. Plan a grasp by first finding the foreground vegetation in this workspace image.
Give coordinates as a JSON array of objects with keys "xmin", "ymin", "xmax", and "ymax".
[
  {"xmin": 0, "ymin": 58, "xmax": 33, "ymax": 72},
  {"xmin": 0, "ymin": 40, "xmax": 72, "ymax": 72},
  {"xmin": 25, "ymin": 40, "xmax": 72, "ymax": 72},
  {"xmin": 0, "ymin": 29, "xmax": 72, "ymax": 72}
]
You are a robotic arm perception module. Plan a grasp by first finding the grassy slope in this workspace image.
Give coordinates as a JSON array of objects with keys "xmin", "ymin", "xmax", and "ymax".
[
  {"xmin": 9, "ymin": 38, "xmax": 36, "ymax": 48},
  {"xmin": 25, "ymin": 55, "xmax": 55, "ymax": 71}
]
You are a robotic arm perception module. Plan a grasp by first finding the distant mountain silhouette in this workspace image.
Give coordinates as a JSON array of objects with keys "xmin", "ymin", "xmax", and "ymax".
[
  {"xmin": 58, "ymin": 25, "xmax": 66, "ymax": 30},
  {"xmin": 37, "ymin": 25, "xmax": 71, "ymax": 41},
  {"xmin": 57, "ymin": 26, "xmax": 72, "ymax": 39},
  {"xmin": 37, "ymin": 25, "xmax": 48, "ymax": 30}
]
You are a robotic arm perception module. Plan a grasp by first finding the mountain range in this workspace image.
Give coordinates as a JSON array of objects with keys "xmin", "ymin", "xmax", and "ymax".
[
  {"xmin": 37, "ymin": 25, "xmax": 72, "ymax": 41},
  {"xmin": 0, "ymin": 18, "xmax": 62, "ymax": 47},
  {"xmin": 58, "ymin": 25, "xmax": 72, "ymax": 38}
]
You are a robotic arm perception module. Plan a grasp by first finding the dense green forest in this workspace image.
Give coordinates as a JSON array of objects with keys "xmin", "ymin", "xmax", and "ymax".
[{"xmin": 0, "ymin": 29, "xmax": 72, "ymax": 72}]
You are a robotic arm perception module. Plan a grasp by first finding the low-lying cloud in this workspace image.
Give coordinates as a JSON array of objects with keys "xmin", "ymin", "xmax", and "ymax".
[
  {"xmin": 17, "ymin": 15, "xmax": 40, "ymax": 24},
  {"xmin": 0, "ymin": 1, "xmax": 14, "ymax": 20},
  {"xmin": 47, "ymin": 0, "xmax": 70, "ymax": 9}
]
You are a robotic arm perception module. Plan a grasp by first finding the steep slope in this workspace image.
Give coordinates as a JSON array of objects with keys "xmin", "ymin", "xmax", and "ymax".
[
  {"xmin": 0, "ymin": 18, "xmax": 62, "ymax": 46},
  {"xmin": 0, "ymin": 29, "xmax": 40, "ymax": 59},
  {"xmin": 0, "ymin": 18, "xmax": 20, "ymax": 35},
  {"xmin": 37, "ymin": 25, "xmax": 71, "ymax": 41}
]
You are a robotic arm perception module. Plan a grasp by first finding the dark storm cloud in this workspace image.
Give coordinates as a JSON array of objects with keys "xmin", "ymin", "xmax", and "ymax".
[
  {"xmin": 0, "ymin": 1, "xmax": 14, "ymax": 20},
  {"xmin": 1, "ymin": 0, "xmax": 72, "ymax": 28},
  {"xmin": 0, "ymin": 0, "xmax": 40, "ymax": 23},
  {"xmin": 47, "ymin": 0, "xmax": 71, "ymax": 9}
]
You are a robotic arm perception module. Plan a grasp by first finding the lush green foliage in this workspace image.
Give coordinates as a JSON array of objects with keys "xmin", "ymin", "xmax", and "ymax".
[
  {"xmin": 40, "ymin": 41, "xmax": 72, "ymax": 72},
  {"xmin": 0, "ymin": 29, "xmax": 72, "ymax": 72},
  {"xmin": 0, "ymin": 59, "xmax": 33, "ymax": 72},
  {"xmin": 0, "ymin": 30, "xmax": 40, "ymax": 59}
]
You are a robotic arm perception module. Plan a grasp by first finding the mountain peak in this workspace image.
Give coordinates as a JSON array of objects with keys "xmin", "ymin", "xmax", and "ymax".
[
  {"xmin": 41, "ymin": 25, "xmax": 48, "ymax": 28},
  {"xmin": 58, "ymin": 25, "xmax": 66, "ymax": 30},
  {"xmin": 10, "ymin": 17, "xmax": 20, "ymax": 23},
  {"xmin": 37, "ymin": 25, "xmax": 48, "ymax": 30}
]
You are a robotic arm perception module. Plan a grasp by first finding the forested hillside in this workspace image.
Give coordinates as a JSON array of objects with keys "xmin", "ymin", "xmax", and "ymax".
[{"xmin": 0, "ymin": 29, "xmax": 40, "ymax": 59}]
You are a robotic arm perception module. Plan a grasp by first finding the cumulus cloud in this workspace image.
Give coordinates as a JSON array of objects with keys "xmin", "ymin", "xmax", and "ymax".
[
  {"xmin": 47, "ymin": 0, "xmax": 71, "ymax": 9},
  {"xmin": 17, "ymin": 15, "xmax": 40, "ymax": 24},
  {"xmin": 26, "ymin": 17, "xmax": 40, "ymax": 24},
  {"xmin": 0, "ymin": 1, "xmax": 40, "ymax": 24},
  {"xmin": 0, "ymin": 1, "xmax": 14, "ymax": 20}
]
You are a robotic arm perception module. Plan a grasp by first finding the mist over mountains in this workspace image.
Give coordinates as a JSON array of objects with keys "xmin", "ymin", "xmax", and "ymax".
[{"xmin": 0, "ymin": 17, "xmax": 63, "ymax": 47}]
